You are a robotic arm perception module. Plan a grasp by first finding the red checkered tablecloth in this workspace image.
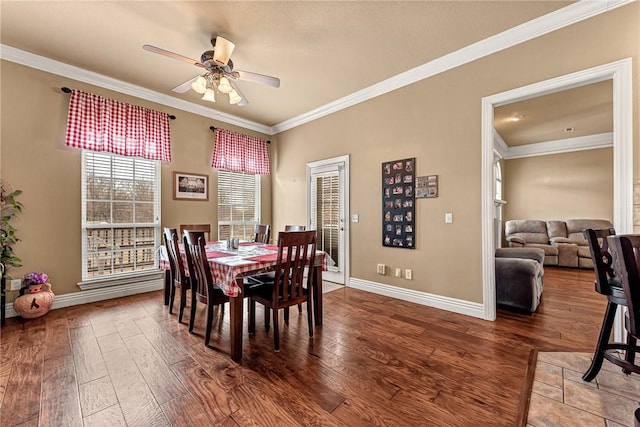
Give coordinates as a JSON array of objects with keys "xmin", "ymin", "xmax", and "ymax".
[{"xmin": 159, "ymin": 242, "xmax": 326, "ymax": 297}]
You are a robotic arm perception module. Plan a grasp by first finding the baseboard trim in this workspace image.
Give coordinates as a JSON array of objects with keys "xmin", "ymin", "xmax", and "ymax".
[
  {"xmin": 4, "ymin": 278, "xmax": 163, "ymax": 319},
  {"xmin": 348, "ymin": 277, "xmax": 485, "ymax": 319}
]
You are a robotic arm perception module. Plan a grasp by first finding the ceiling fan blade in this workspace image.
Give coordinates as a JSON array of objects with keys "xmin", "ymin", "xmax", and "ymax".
[
  {"xmin": 172, "ymin": 75, "xmax": 200, "ymax": 93},
  {"xmin": 143, "ymin": 44, "xmax": 205, "ymax": 69},
  {"xmin": 213, "ymin": 36, "xmax": 235, "ymax": 66},
  {"xmin": 228, "ymin": 79, "xmax": 249, "ymax": 106},
  {"xmin": 235, "ymin": 70, "xmax": 280, "ymax": 88}
]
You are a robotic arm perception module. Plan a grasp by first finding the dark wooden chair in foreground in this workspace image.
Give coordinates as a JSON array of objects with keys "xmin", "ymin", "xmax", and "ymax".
[
  {"xmin": 582, "ymin": 228, "xmax": 632, "ymax": 381},
  {"xmin": 183, "ymin": 231, "xmax": 229, "ymax": 346},
  {"xmin": 163, "ymin": 227, "xmax": 191, "ymax": 323},
  {"xmin": 248, "ymin": 230, "xmax": 317, "ymax": 351},
  {"xmin": 254, "ymin": 224, "xmax": 271, "ymax": 244},
  {"xmin": 599, "ymin": 234, "xmax": 640, "ymax": 377},
  {"xmin": 180, "ymin": 224, "xmax": 211, "ymax": 241}
]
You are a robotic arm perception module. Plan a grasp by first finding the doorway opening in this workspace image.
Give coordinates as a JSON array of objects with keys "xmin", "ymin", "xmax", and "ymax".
[
  {"xmin": 307, "ymin": 155, "xmax": 350, "ymax": 286},
  {"xmin": 481, "ymin": 59, "xmax": 633, "ymax": 327}
]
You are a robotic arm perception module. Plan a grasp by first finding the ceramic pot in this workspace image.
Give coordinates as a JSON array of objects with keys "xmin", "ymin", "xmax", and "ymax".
[{"xmin": 13, "ymin": 283, "xmax": 55, "ymax": 319}]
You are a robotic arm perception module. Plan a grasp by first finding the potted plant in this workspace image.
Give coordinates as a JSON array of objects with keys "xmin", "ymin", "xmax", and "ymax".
[{"xmin": 1, "ymin": 180, "xmax": 23, "ymax": 323}]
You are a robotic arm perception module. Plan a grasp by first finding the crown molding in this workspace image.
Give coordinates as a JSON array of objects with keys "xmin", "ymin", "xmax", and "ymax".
[
  {"xmin": 0, "ymin": 0, "xmax": 632, "ymax": 137},
  {"xmin": 272, "ymin": 0, "xmax": 633, "ymax": 134},
  {"xmin": 0, "ymin": 44, "xmax": 273, "ymax": 135},
  {"xmin": 493, "ymin": 130, "xmax": 509, "ymax": 159},
  {"xmin": 503, "ymin": 132, "xmax": 613, "ymax": 159}
]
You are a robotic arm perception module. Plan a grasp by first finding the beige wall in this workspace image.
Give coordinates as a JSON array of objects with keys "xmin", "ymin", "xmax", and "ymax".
[
  {"xmin": 1, "ymin": 3, "xmax": 638, "ymax": 306},
  {"xmin": 503, "ymin": 148, "xmax": 613, "ymax": 222},
  {"xmin": 273, "ymin": 3, "xmax": 639, "ymax": 303},
  {"xmin": 0, "ymin": 61, "xmax": 271, "ymax": 299}
]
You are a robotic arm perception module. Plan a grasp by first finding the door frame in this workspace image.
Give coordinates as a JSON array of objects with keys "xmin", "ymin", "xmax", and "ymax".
[
  {"xmin": 481, "ymin": 58, "xmax": 633, "ymax": 325},
  {"xmin": 306, "ymin": 155, "xmax": 350, "ymax": 286}
]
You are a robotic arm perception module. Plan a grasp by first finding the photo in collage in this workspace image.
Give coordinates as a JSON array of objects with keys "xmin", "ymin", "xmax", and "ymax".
[{"xmin": 382, "ymin": 157, "xmax": 415, "ymax": 249}]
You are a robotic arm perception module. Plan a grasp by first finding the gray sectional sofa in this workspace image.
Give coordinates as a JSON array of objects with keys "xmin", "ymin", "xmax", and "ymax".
[{"xmin": 504, "ymin": 219, "xmax": 613, "ymax": 268}]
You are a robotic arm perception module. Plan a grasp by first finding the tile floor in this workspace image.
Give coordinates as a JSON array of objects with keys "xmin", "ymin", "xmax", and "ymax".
[
  {"xmin": 527, "ymin": 352, "xmax": 640, "ymax": 427},
  {"xmin": 322, "ymin": 281, "xmax": 344, "ymax": 294}
]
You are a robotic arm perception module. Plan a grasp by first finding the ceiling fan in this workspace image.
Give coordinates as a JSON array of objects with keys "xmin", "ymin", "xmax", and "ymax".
[{"xmin": 143, "ymin": 36, "xmax": 280, "ymax": 107}]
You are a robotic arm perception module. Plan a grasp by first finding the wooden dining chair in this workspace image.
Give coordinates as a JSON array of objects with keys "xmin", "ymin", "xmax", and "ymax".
[
  {"xmin": 254, "ymin": 224, "xmax": 271, "ymax": 244},
  {"xmin": 248, "ymin": 230, "xmax": 316, "ymax": 351},
  {"xmin": 582, "ymin": 227, "xmax": 631, "ymax": 381},
  {"xmin": 602, "ymin": 234, "xmax": 640, "ymax": 376},
  {"xmin": 180, "ymin": 224, "xmax": 211, "ymax": 241},
  {"xmin": 285, "ymin": 225, "xmax": 307, "ymax": 313},
  {"xmin": 183, "ymin": 230, "xmax": 229, "ymax": 346},
  {"xmin": 163, "ymin": 227, "xmax": 190, "ymax": 324}
]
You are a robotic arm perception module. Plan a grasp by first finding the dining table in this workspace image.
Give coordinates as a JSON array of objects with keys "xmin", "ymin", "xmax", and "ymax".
[{"xmin": 160, "ymin": 240, "xmax": 326, "ymax": 361}]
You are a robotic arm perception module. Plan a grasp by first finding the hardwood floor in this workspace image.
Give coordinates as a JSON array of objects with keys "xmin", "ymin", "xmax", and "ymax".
[{"xmin": 0, "ymin": 267, "xmax": 605, "ymax": 426}]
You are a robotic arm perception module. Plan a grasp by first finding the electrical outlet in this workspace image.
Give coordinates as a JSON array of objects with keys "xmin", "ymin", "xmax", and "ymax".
[
  {"xmin": 376, "ymin": 264, "xmax": 386, "ymax": 275},
  {"xmin": 405, "ymin": 269, "xmax": 413, "ymax": 280},
  {"xmin": 9, "ymin": 279, "xmax": 22, "ymax": 291},
  {"xmin": 395, "ymin": 268, "xmax": 402, "ymax": 278}
]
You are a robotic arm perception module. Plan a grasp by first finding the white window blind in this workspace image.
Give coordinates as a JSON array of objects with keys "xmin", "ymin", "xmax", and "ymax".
[
  {"xmin": 217, "ymin": 170, "xmax": 260, "ymax": 240},
  {"xmin": 310, "ymin": 171, "xmax": 340, "ymax": 270},
  {"xmin": 82, "ymin": 151, "xmax": 160, "ymax": 280}
]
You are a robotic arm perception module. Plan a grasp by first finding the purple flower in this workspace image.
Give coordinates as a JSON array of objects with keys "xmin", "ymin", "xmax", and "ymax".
[{"xmin": 23, "ymin": 272, "xmax": 48, "ymax": 286}]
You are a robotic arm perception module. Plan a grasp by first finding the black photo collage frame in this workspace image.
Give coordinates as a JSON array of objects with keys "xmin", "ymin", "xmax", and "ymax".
[{"xmin": 382, "ymin": 157, "xmax": 415, "ymax": 249}]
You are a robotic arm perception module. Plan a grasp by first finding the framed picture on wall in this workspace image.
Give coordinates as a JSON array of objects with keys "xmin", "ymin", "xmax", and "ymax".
[
  {"xmin": 382, "ymin": 158, "xmax": 415, "ymax": 249},
  {"xmin": 416, "ymin": 175, "xmax": 438, "ymax": 198},
  {"xmin": 173, "ymin": 171, "xmax": 209, "ymax": 201}
]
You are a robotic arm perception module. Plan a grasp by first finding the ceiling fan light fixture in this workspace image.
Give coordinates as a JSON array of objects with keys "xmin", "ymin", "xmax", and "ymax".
[
  {"xmin": 213, "ymin": 36, "xmax": 235, "ymax": 66},
  {"xmin": 201, "ymin": 88, "xmax": 216, "ymax": 102},
  {"xmin": 218, "ymin": 77, "xmax": 233, "ymax": 94},
  {"xmin": 191, "ymin": 76, "xmax": 207, "ymax": 94},
  {"xmin": 228, "ymin": 89, "xmax": 242, "ymax": 105}
]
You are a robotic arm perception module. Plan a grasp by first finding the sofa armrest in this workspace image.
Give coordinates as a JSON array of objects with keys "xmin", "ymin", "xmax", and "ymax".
[
  {"xmin": 506, "ymin": 236, "xmax": 526, "ymax": 245},
  {"xmin": 496, "ymin": 247, "xmax": 545, "ymax": 265},
  {"xmin": 550, "ymin": 237, "xmax": 572, "ymax": 244}
]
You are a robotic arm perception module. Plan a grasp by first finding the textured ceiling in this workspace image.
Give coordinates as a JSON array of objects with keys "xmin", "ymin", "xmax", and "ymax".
[
  {"xmin": 0, "ymin": 1, "xmax": 573, "ymax": 128},
  {"xmin": 494, "ymin": 80, "xmax": 613, "ymax": 146}
]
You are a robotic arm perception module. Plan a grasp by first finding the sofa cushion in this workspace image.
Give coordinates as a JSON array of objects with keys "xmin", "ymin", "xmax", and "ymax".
[
  {"xmin": 525, "ymin": 244, "xmax": 558, "ymax": 257},
  {"xmin": 505, "ymin": 220, "xmax": 549, "ymax": 244},
  {"xmin": 565, "ymin": 219, "xmax": 614, "ymax": 246},
  {"xmin": 546, "ymin": 220, "xmax": 568, "ymax": 240},
  {"xmin": 577, "ymin": 245, "xmax": 592, "ymax": 259}
]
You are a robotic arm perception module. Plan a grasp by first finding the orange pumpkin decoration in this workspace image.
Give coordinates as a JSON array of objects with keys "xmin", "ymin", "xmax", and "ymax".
[{"xmin": 13, "ymin": 283, "xmax": 55, "ymax": 319}]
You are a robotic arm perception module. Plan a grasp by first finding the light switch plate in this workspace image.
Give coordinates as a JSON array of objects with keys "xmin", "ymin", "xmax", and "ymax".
[
  {"xmin": 351, "ymin": 214, "xmax": 359, "ymax": 223},
  {"xmin": 445, "ymin": 213, "xmax": 453, "ymax": 224}
]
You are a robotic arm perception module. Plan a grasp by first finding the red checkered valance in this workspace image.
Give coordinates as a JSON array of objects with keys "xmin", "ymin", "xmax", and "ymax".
[
  {"xmin": 65, "ymin": 90, "xmax": 172, "ymax": 162},
  {"xmin": 211, "ymin": 128, "xmax": 270, "ymax": 175}
]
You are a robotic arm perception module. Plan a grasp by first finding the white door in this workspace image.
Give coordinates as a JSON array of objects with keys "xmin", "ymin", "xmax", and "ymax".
[{"xmin": 307, "ymin": 156, "xmax": 349, "ymax": 285}]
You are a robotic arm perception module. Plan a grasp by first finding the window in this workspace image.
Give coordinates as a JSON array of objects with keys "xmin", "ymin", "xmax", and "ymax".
[
  {"xmin": 82, "ymin": 151, "xmax": 160, "ymax": 280},
  {"xmin": 494, "ymin": 158, "xmax": 503, "ymax": 201},
  {"xmin": 217, "ymin": 170, "xmax": 260, "ymax": 240}
]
